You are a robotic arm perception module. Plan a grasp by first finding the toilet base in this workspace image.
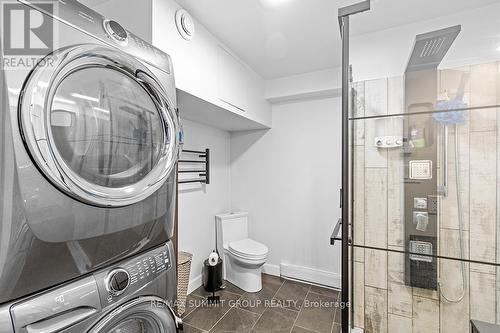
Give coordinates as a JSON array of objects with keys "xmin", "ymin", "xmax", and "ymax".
[{"xmin": 224, "ymin": 254, "xmax": 263, "ymax": 293}]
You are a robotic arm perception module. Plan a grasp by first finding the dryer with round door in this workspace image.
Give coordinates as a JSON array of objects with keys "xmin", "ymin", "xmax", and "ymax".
[
  {"xmin": 4, "ymin": 242, "xmax": 182, "ymax": 333},
  {"xmin": 0, "ymin": 0, "xmax": 181, "ymax": 304}
]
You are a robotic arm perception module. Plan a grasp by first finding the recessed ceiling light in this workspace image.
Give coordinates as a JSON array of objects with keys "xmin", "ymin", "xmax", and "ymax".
[
  {"xmin": 259, "ymin": 0, "xmax": 292, "ymax": 9},
  {"xmin": 497, "ymin": 45, "xmax": 500, "ymax": 52}
]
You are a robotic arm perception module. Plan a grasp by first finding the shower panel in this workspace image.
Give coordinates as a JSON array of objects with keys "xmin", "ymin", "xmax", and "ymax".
[
  {"xmin": 338, "ymin": 1, "xmax": 500, "ymax": 330},
  {"xmin": 403, "ymin": 25, "xmax": 461, "ymax": 290}
]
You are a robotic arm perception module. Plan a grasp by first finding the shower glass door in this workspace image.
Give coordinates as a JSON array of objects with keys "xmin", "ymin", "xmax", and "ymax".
[{"xmin": 344, "ymin": 1, "xmax": 500, "ymax": 332}]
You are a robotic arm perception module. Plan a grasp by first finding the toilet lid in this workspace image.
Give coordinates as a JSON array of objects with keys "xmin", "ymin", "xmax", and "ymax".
[{"xmin": 228, "ymin": 238, "xmax": 268, "ymax": 258}]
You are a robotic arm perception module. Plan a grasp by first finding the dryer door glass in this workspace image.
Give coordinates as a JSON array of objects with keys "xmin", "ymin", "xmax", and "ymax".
[
  {"xmin": 20, "ymin": 45, "xmax": 179, "ymax": 207},
  {"xmin": 50, "ymin": 67, "xmax": 164, "ymax": 188},
  {"xmin": 107, "ymin": 317, "xmax": 159, "ymax": 332},
  {"xmin": 88, "ymin": 297, "xmax": 179, "ymax": 333}
]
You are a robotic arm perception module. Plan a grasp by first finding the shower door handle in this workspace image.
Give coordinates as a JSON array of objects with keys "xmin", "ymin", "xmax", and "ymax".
[{"xmin": 330, "ymin": 218, "xmax": 343, "ymax": 245}]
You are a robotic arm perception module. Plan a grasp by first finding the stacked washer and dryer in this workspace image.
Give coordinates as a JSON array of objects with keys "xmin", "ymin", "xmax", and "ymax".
[{"xmin": 0, "ymin": 0, "xmax": 182, "ymax": 331}]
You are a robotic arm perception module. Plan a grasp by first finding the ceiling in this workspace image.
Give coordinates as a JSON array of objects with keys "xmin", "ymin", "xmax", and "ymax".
[{"xmin": 175, "ymin": 0, "xmax": 499, "ymax": 79}]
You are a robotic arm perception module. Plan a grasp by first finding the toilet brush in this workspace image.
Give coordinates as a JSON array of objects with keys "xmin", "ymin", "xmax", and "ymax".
[
  {"xmin": 207, "ymin": 218, "xmax": 221, "ymax": 304},
  {"xmin": 207, "ymin": 273, "xmax": 220, "ymax": 304},
  {"xmin": 214, "ymin": 217, "xmax": 224, "ymax": 289}
]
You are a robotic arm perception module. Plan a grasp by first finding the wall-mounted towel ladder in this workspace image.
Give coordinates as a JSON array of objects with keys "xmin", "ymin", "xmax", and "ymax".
[{"xmin": 178, "ymin": 149, "xmax": 210, "ymax": 184}]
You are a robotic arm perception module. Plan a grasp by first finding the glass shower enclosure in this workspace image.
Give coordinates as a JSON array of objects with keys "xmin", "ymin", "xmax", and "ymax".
[{"xmin": 337, "ymin": 1, "xmax": 500, "ymax": 332}]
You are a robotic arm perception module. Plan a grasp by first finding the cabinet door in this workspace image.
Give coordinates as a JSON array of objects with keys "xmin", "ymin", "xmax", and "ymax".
[{"xmin": 217, "ymin": 46, "xmax": 248, "ymax": 112}]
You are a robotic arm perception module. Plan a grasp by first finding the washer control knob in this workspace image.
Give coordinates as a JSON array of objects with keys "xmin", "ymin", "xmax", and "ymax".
[
  {"xmin": 103, "ymin": 20, "xmax": 128, "ymax": 44},
  {"xmin": 105, "ymin": 268, "xmax": 130, "ymax": 296}
]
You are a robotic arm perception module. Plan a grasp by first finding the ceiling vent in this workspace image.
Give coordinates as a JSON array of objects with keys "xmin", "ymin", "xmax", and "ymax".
[{"xmin": 175, "ymin": 9, "xmax": 195, "ymax": 41}]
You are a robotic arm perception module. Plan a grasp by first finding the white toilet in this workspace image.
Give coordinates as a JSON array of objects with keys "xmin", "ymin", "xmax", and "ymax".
[{"xmin": 216, "ymin": 212, "xmax": 268, "ymax": 292}]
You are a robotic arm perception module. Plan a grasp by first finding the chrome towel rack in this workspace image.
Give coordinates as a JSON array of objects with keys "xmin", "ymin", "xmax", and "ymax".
[{"xmin": 178, "ymin": 149, "xmax": 210, "ymax": 184}]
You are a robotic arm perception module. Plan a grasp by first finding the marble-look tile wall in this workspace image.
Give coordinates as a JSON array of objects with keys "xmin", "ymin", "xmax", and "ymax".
[{"xmin": 351, "ymin": 61, "xmax": 500, "ymax": 333}]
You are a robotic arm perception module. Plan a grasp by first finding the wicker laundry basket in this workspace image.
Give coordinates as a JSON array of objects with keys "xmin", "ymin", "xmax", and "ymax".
[{"xmin": 177, "ymin": 251, "xmax": 193, "ymax": 316}]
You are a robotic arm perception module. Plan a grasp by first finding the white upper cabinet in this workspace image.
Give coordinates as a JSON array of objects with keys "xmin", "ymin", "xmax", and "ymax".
[
  {"xmin": 151, "ymin": 0, "xmax": 271, "ymax": 130},
  {"xmin": 217, "ymin": 46, "xmax": 248, "ymax": 112},
  {"xmin": 82, "ymin": 0, "xmax": 271, "ymax": 131}
]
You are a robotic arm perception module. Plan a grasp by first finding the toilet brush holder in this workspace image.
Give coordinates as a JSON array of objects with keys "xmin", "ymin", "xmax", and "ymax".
[{"xmin": 203, "ymin": 258, "xmax": 223, "ymax": 292}]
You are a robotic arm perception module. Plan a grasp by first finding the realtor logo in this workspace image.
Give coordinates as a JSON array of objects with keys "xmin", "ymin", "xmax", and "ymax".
[{"xmin": 2, "ymin": 1, "xmax": 53, "ymax": 56}]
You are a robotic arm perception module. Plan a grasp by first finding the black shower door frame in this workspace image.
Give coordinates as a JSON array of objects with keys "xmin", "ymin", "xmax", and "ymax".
[{"xmin": 337, "ymin": 1, "xmax": 371, "ymax": 332}]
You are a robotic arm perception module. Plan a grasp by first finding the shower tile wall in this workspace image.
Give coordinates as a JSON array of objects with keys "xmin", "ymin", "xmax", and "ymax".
[{"xmin": 351, "ymin": 61, "xmax": 500, "ymax": 333}]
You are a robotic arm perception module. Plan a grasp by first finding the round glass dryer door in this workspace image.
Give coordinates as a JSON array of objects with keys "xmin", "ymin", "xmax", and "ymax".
[
  {"xmin": 20, "ymin": 45, "xmax": 179, "ymax": 207},
  {"xmin": 50, "ymin": 67, "xmax": 164, "ymax": 188}
]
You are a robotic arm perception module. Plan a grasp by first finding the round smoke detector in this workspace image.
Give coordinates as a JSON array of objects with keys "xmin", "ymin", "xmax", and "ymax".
[{"xmin": 175, "ymin": 9, "xmax": 195, "ymax": 41}]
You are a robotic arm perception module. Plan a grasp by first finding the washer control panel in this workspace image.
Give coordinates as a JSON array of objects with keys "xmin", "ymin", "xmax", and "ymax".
[
  {"xmin": 21, "ymin": 0, "xmax": 171, "ymax": 73},
  {"xmin": 94, "ymin": 243, "xmax": 172, "ymax": 307},
  {"xmin": 125, "ymin": 247, "xmax": 171, "ymax": 287}
]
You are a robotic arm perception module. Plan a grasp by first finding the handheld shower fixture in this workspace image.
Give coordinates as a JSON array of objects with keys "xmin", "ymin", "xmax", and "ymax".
[{"xmin": 434, "ymin": 72, "xmax": 470, "ymax": 304}]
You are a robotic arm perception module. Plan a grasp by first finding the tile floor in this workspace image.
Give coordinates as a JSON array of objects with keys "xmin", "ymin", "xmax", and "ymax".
[{"xmin": 181, "ymin": 274, "xmax": 341, "ymax": 333}]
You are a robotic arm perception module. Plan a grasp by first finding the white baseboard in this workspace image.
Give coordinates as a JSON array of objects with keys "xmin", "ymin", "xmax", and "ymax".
[
  {"xmin": 262, "ymin": 263, "xmax": 280, "ymax": 276},
  {"xmin": 280, "ymin": 263, "xmax": 341, "ymax": 289},
  {"xmin": 351, "ymin": 327, "xmax": 364, "ymax": 333},
  {"xmin": 188, "ymin": 264, "xmax": 339, "ymax": 294},
  {"xmin": 187, "ymin": 274, "xmax": 202, "ymax": 294}
]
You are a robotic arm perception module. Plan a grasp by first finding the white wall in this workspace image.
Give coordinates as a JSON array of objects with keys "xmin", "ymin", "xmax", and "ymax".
[
  {"xmin": 230, "ymin": 97, "xmax": 342, "ymax": 287},
  {"xmin": 265, "ymin": 68, "xmax": 342, "ymax": 103},
  {"xmin": 177, "ymin": 119, "xmax": 231, "ymax": 292},
  {"xmin": 350, "ymin": 2, "xmax": 500, "ymax": 82}
]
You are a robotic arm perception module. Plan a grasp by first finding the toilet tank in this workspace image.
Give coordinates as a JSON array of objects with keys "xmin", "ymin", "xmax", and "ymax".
[{"xmin": 216, "ymin": 212, "xmax": 249, "ymax": 249}]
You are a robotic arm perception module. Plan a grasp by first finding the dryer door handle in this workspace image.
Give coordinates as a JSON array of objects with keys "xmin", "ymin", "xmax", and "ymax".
[{"xmin": 25, "ymin": 307, "xmax": 97, "ymax": 333}]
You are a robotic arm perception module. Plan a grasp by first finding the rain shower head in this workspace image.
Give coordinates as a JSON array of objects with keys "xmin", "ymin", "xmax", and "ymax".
[{"xmin": 405, "ymin": 25, "xmax": 461, "ymax": 73}]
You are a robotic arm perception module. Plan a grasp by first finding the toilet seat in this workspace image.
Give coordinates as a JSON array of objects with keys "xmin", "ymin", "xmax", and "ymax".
[{"xmin": 228, "ymin": 238, "xmax": 268, "ymax": 260}]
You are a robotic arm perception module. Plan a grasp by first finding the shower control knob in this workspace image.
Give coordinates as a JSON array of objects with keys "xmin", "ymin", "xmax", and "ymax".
[
  {"xmin": 105, "ymin": 268, "xmax": 130, "ymax": 296},
  {"xmin": 374, "ymin": 136, "xmax": 403, "ymax": 149}
]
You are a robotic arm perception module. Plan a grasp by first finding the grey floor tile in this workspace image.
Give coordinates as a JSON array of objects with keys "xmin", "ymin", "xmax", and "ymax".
[
  {"xmin": 273, "ymin": 279, "xmax": 310, "ymax": 311},
  {"xmin": 186, "ymin": 276, "xmax": 338, "ymax": 333},
  {"xmin": 295, "ymin": 292, "xmax": 336, "ymax": 333},
  {"xmin": 251, "ymin": 306, "xmax": 299, "ymax": 333},
  {"xmin": 237, "ymin": 274, "xmax": 284, "ymax": 314},
  {"xmin": 182, "ymin": 294, "xmax": 205, "ymax": 319},
  {"xmin": 193, "ymin": 281, "xmax": 244, "ymax": 298},
  {"xmin": 262, "ymin": 273, "xmax": 284, "ymax": 285},
  {"xmin": 309, "ymin": 285, "xmax": 340, "ymax": 299},
  {"xmin": 209, "ymin": 308, "xmax": 260, "ymax": 333},
  {"xmin": 184, "ymin": 324, "xmax": 206, "ymax": 333},
  {"xmin": 183, "ymin": 291, "xmax": 241, "ymax": 331},
  {"xmin": 291, "ymin": 326, "xmax": 316, "ymax": 333},
  {"xmin": 222, "ymin": 281, "xmax": 246, "ymax": 295}
]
